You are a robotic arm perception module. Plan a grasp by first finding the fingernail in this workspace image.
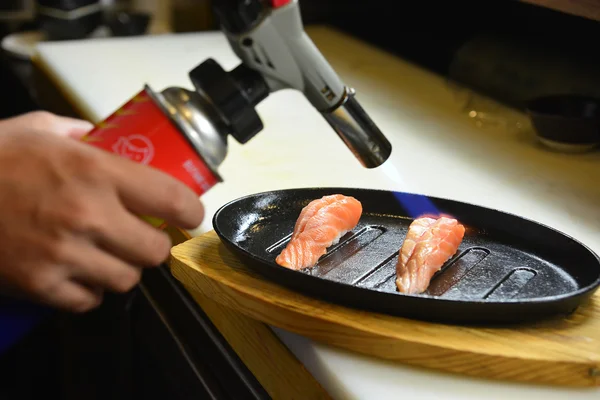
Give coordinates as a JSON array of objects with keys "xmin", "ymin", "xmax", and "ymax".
[
  {"xmin": 66, "ymin": 119, "xmax": 94, "ymax": 132},
  {"xmin": 56, "ymin": 119, "xmax": 94, "ymax": 138}
]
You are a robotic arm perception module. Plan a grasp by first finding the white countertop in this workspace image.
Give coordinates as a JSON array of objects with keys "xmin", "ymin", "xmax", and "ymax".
[{"xmin": 33, "ymin": 26, "xmax": 599, "ymax": 399}]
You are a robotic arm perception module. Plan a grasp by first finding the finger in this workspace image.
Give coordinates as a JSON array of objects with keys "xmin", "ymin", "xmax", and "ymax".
[
  {"xmin": 106, "ymin": 154, "xmax": 205, "ymax": 229},
  {"xmin": 40, "ymin": 279, "xmax": 104, "ymax": 313},
  {"xmin": 95, "ymin": 205, "xmax": 173, "ymax": 267},
  {"xmin": 51, "ymin": 116, "xmax": 94, "ymax": 139},
  {"xmin": 0, "ymin": 111, "xmax": 93, "ymax": 138},
  {"xmin": 65, "ymin": 240, "xmax": 143, "ymax": 294}
]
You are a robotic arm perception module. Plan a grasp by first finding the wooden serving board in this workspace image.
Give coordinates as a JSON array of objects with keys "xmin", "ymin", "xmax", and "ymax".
[{"xmin": 170, "ymin": 230, "xmax": 600, "ymax": 387}]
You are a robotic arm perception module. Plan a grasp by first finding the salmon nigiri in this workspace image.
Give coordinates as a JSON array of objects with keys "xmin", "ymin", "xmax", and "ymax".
[
  {"xmin": 276, "ymin": 194, "xmax": 363, "ymax": 270},
  {"xmin": 396, "ymin": 216, "xmax": 465, "ymax": 294}
]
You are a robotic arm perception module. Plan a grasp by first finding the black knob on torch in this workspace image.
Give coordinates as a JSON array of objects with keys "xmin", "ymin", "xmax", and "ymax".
[{"xmin": 189, "ymin": 58, "xmax": 270, "ymax": 144}]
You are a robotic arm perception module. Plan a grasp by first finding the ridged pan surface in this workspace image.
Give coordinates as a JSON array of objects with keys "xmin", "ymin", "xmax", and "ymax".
[{"xmin": 212, "ymin": 187, "xmax": 600, "ymax": 325}]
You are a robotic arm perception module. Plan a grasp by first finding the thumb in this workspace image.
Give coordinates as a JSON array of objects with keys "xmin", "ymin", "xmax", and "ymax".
[
  {"xmin": 0, "ymin": 111, "xmax": 94, "ymax": 139},
  {"xmin": 49, "ymin": 115, "xmax": 95, "ymax": 139}
]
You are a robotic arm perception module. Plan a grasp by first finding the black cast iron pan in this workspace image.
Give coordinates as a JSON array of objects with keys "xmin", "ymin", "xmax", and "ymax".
[{"xmin": 212, "ymin": 187, "xmax": 600, "ymax": 325}]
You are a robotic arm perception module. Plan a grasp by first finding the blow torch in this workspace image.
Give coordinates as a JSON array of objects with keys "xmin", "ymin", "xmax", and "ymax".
[{"xmin": 82, "ymin": 0, "xmax": 393, "ymax": 228}]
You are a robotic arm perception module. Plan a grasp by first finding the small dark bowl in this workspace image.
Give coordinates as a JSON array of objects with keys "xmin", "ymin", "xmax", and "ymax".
[
  {"xmin": 36, "ymin": 0, "xmax": 103, "ymax": 41},
  {"xmin": 37, "ymin": 0, "xmax": 99, "ymax": 9},
  {"xmin": 105, "ymin": 11, "xmax": 151, "ymax": 37},
  {"xmin": 525, "ymin": 94, "xmax": 600, "ymax": 152},
  {"xmin": 38, "ymin": 12, "xmax": 103, "ymax": 41}
]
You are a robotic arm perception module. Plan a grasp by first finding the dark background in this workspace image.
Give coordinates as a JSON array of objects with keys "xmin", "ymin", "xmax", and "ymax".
[{"xmin": 2, "ymin": 0, "xmax": 600, "ymax": 119}]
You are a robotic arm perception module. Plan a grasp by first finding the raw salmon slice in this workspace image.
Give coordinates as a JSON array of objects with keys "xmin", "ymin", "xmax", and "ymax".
[
  {"xmin": 276, "ymin": 194, "xmax": 363, "ymax": 270},
  {"xmin": 396, "ymin": 216, "xmax": 465, "ymax": 294}
]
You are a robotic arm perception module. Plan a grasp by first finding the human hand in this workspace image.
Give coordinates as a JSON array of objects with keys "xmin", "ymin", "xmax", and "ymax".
[
  {"xmin": 3, "ymin": 111, "xmax": 96, "ymax": 139},
  {"xmin": 0, "ymin": 111, "xmax": 204, "ymax": 312}
]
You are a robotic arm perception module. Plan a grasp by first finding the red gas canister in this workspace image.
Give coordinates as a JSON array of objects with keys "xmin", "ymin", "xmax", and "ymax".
[{"xmin": 82, "ymin": 85, "xmax": 226, "ymax": 229}]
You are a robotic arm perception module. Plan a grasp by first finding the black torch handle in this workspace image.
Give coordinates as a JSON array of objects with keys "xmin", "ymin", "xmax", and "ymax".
[{"xmin": 211, "ymin": 0, "xmax": 268, "ymax": 34}]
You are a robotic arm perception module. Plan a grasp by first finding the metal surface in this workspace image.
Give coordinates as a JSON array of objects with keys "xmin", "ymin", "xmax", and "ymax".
[
  {"xmin": 156, "ymin": 86, "xmax": 228, "ymax": 176},
  {"xmin": 212, "ymin": 187, "xmax": 600, "ymax": 325},
  {"xmin": 138, "ymin": 265, "xmax": 271, "ymax": 400},
  {"xmin": 322, "ymin": 87, "xmax": 392, "ymax": 168},
  {"xmin": 37, "ymin": 3, "xmax": 102, "ymax": 20},
  {"xmin": 41, "ymin": 265, "xmax": 270, "ymax": 400}
]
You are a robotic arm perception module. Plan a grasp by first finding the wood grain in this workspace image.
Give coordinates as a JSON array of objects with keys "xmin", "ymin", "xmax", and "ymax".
[
  {"xmin": 518, "ymin": 0, "xmax": 600, "ymax": 21},
  {"xmin": 171, "ymin": 230, "xmax": 600, "ymax": 388}
]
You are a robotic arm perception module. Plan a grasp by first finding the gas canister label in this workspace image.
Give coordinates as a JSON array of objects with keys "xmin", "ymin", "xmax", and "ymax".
[
  {"xmin": 83, "ymin": 87, "xmax": 220, "ymax": 199},
  {"xmin": 111, "ymin": 134, "xmax": 155, "ymax": 165},
  {"xmin": 182, "ymin": 159, "xmax": 211, "ymax": 192}
]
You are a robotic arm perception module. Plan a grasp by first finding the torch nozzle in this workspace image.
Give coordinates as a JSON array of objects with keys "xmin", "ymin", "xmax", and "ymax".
[{"xmin": 321, "ymin": 88, "xmax": 392, "ymax": 168}]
